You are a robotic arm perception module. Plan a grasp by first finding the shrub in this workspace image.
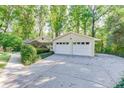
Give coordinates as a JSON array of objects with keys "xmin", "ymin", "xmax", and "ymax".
[
  {"xmin": 40, "ymin": 51, "xmax": 54, "ymax": 59},
  {"xmin": 103, "ymin": 47, "xmax": 113, "ymax": 54},
  {"xmin": 114, "ymin": 78, "xmax": 124, "ymax": 88},
  {"xmin": 95, "ymin": 42, "xmax": 103, "ymax": 53},
  {"xmin": 11, "ymin": 36, "xmax": 22, "ymax": 52},
  {"xmin": 116, "ymin": 47, "xmax": 124, "ymax": 57},
  {"xmin": 0, "ymin": 33, "xmax": 22, "ymax": 52},
  {"xmin": 21, "ymin": 44, "xmax": 37, "ymax": 65},
  {"xmin": 36, "ymin": 48, "xmax": 50, "ymax": 54}
]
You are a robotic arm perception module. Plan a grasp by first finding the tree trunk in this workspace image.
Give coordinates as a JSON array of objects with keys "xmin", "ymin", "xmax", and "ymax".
[
  {"xmin": 55, "ymin": 31, "xmax": 59, "ymax": 37},
  {"xmin": 39, "ymin": 29, "xmax": 43, "ymax": 37},
  {"xmin": 91, "ymin": 15, "xmax": 95, "ymax": 37},
  {"xmin": 76, "ymin": 14, "xmax": 80, "ymax": 33},
  {"xmin": 3, "ymin": 46, "xmax": 7, "ymax": 52},
  {"xmin": 84, "ymin": 22, "xmax": 87, "ymax": 35},
  {"xmin": 76, "ymin": 21, "xmax": 80, "ymax": 33},
  {"xmin": 100, "ymin": 40, "xmax": 104, "ymax": 52},
  {"xmin": 4, "ymin": 26, "xmax": 8, "ymax": 33}
]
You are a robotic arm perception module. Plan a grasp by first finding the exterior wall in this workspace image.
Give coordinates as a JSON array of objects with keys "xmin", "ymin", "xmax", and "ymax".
[
  {"xmin": 53, "ymin": 33, "xmax": 95, "ymax": 56},
  {"xmin": 54, "ymin": 33, "xmax": 93, "ymax": 42}
]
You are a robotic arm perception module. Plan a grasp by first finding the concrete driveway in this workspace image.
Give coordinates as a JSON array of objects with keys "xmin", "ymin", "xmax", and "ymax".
[{"xmin": 0, "ymin": 53, "xmax": 124, "ymax": 88}]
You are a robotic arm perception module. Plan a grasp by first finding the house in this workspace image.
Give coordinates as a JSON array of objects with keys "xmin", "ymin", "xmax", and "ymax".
[
  {"xmin": 24, "ymin": 39, "xmax": 33, "ymax": 44},
  {"xmin": 53, "ymin": 32, "xmax": 100, "ymax": 56},
  {"xmin": 24, "ymin": 36, "xmax": 52, "ymax": 49},
  {"xmin": 34, "ymin": 36, "xmax": 52, "ymax": 43},
  {"xmin": 34, "ymin": 36, "xmax": 52, "ymax": 49}
]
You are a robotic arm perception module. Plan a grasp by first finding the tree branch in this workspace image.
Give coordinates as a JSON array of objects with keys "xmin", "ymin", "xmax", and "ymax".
[{"xmin": 95, "ymin": 6, "xmax": 112, "ymax": 21}]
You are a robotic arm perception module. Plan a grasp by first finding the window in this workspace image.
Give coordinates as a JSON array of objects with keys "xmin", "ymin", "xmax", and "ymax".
[
  {"xmin": 73, "ymin": 42, "xmax": 76, "ymax": 45},
  {"xmin": 60, "ymin": 42, "xmax": 62, "ymax": 44},
  {"xmin": 63, "ymin": 42, "xmax": 65, "ymax": 44},
  {"xmin": 56, "ymin": 42, "xmax": 59, "ymax": 44},
  {"xmin": 77, "ymin": 42, "xmax": 80, "ymax": 44},
  {"xmin": 86, "ymin": 42, "xmax": 90, "ymax": 45},
  {"xmin": 81, "ymin": 42, "xmax": 85, "ymax": 44},
  {"xmin": 66, "ymin": 42, "xmax": 69, "ymax": 45}
]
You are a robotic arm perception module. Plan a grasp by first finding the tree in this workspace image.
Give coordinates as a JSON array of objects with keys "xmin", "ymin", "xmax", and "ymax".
[
  {"xmin": 80, "ymin": 6, "xmax": 92, "ymax": 35},
  {"xmin": 105, "ymin": 6, "xmax": 124, "ymax": 55},
  {"xmin": 35, "ymin": 5, "xmax": 48, "ymax": 36},
  {"xmin": 88, "ymin": 5, "xmax": 111, "ymax": 37},
  {"xmin": 12, "ymin": 6, "xmax": 36, "ymax": 40},
  {"xmin": 0, "ymin": 6, "xmax": 14, "ymax": 32},
  {"xmin": 69, "ymin": 5, "xmax": 82, "ymax": 33},
  {"xmin": 49, "ymin": 5, "xmax": 67, "ymax": 37},
  {"xmin": 0, "ymin": 33, "xmax": 22, "ymax": 51}
]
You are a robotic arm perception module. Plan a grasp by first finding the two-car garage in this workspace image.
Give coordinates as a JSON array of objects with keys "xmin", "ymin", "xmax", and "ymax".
[{"xmin": 53, "ymin": 32, "xmax": 98, "ymax": 56}]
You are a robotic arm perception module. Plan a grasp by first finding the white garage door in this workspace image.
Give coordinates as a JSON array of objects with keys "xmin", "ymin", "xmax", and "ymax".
[
  {"xmin": 55, "ymin": 42, "xmax": 72, "ymax": 55},
  {"xmin": 72, "ymin": 42, "xmax": 91, "ymax": 56}
]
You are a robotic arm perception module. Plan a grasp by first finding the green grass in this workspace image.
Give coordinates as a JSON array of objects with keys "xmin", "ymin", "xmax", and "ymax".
[
  {"xmin": 0, "ymin": 52, "xmax": 10, "ymax": 62},
  {"xmin": 0, "ymin": 64, "xmax": 6, "ymax": 68},
  {"xmin": 0, "ymin": 52, "xmax": 10, "ymax": 68}
]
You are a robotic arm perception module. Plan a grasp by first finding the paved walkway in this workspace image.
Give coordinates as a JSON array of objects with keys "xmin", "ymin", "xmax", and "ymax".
[{"xmin": 0, "ymin": 53, "xmax": 124, "ymax": 88}]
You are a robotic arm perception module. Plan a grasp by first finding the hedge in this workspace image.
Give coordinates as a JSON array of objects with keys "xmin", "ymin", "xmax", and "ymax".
[
  {"xmin": 21, "ymin": 44, "xmax": 37, "ymax": 65},
  {"xmin": 36, "ymin": 48, "xmax": 50, "ymax": 54},
  {"xmin": 40, "ymin": 51, "xmax": 54, "ymax": 59}
]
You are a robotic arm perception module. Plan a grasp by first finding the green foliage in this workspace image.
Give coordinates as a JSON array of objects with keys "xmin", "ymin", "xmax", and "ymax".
[
  {"xmin": 102, "ymin": 6, "xmax": 124, "ymax": 57},
  {"xmin": 69, "ymin": 6, "xmax": 82, "ymax": 33},
  {"xmin": 0, "ymin": 6, "xmax": 14, "ymax": 32},
  {"xmin": 0, "ymin": 52, "xmax": 10, "ymax": 68},
  {"xmin": 50, "ymin": 5, "xmax": 67, "ymax": 37},
  {"xmin": 0, "ymin": 64, "xmax": 6, "ymax": 68},
  {"xmin": 69, "ymin": 5, "xmax": 92, "ymax": 34},
  {"xmin": 12, "ymin": 6, "xmax": 36, "ymax": 40},
  {"xmin": 36, "ymin": 48, "xmax": 50, "ymax": 54},
  {"xmin": 21, "ymin": 44, "xmax": 37, "ymax": 65},
  {"xmin": 36, "ymin": 6, "xmax": 48, "ymax": 36},
  {"xmin": 114, "ymin": 78, "xmax": 124, "ymax": 88},
  {"xmin": 0, "ymin": 33, "xmax": 22, "ymax": 51},
  {"xmin": 0, "ymin": 52, "xmax": 10, "ymax": 62},
  {"xmin": 40, "ymin": 51, "xmax": 54, "ymax": 59}
]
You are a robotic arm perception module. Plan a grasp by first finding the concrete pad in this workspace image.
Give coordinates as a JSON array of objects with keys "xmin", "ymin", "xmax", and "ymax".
[
  {"xmin": 1, "ymin": 53, "xmax": 124, "ymax": 88},
  {"xmin": 26, "ymin": 71, "xmax": 105, "ymax": 88}
]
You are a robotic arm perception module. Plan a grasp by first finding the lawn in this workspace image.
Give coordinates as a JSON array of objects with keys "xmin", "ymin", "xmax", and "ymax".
[{"xmin": 0, "ymin": 52, "xmax": 10, "ymax": 68}]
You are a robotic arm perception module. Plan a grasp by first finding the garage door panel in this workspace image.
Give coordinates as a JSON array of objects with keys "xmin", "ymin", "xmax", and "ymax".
[
  {"xmin": 72, "ymin": 42, "xmax": 92, "ymax": 56},
  {"xmin": 55, "ymin": 43, "xmax": 71, "ymax": 55}
]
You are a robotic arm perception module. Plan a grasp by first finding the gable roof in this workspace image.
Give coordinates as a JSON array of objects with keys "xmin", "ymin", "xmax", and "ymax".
[
  {"xmin": 34, "ymin": 36, "xmax": 52, "ymax": 43},
  {"xmin": 53, "ymin": 32, "xmax": 100, "ymax": 41}
]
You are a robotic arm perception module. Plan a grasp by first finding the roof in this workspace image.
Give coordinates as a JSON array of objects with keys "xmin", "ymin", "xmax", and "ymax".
[
  {"xmin": 34, "ymin": 36, "xmax": 52, "ymax": 43},
  {"xmin": 53, "ymin": 32, "xmax": 101, "ymax": 41},
  {"xmin": 24, "ymin": 39, "xmax": 33, "ymax": 44}
]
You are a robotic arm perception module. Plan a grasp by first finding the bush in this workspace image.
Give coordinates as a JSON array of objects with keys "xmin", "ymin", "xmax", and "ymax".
[
  {"xmin": 40, "ymin": 51, "xmax": 54, "ymax": 59},
  {"xmin": 36, "ymin": 48, "xmax": 50, "ymax": 54},
  {"xmin": 21, "ymin": 44, "xmax": 37, "ymax": 65},
  {"xmin": 116, "ymin": 47, "xmax": 124, "ymax": 57},
  {"xmin": 103, "ymin": 47, "xmax": 113, "ymax": 54},
  {"xmin": 114, "ymin": 78, "xmax": 124, "ymax": 88},
  {"xmin": 0, "ymin": 33, "xmax": 23, "ymax": 52}
]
